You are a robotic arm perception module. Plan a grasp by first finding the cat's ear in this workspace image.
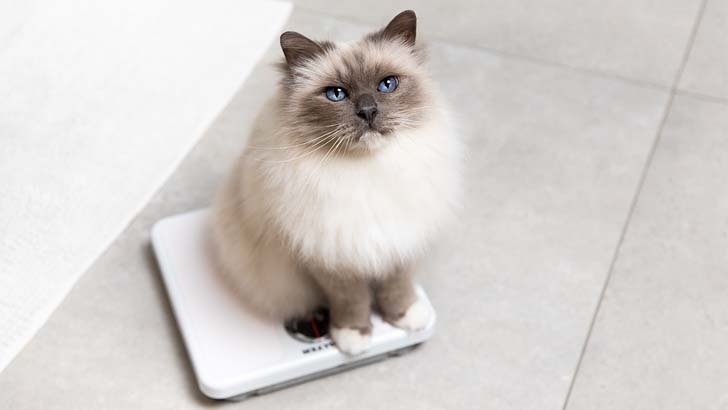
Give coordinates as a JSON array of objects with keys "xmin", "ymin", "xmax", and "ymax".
[
  {"xmin": 280, "ymin": 31, "xmax": 325, "ymax": 66},
  {"xmin": 374, "ymin": 10, "xmax": 417, "ymax": 46}
]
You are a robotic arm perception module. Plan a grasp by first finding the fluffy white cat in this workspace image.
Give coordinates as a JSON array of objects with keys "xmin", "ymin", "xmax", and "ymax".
[{"xmin": 212, "ymin": 10, "xmax": 463, "ymax": 355}]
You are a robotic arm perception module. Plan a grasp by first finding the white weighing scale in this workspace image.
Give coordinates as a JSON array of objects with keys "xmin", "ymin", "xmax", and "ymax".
[{"xmin": 151, "ymin": 209, "xmax": 436, "ymax": 400}]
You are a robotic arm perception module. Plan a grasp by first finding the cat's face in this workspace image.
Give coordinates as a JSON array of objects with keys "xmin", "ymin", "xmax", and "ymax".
[{"xmin": 278, "ymin": 11, "xmax": 433, "ymax": 153}]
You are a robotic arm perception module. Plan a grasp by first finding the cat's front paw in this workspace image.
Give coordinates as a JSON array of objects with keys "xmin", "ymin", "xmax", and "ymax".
[
  {"xmin": 392, "ymin": 299, "xmax": 431, "ymax": 331},
  {"xmin": 331, "ymin": 327, "xmax": 371, "ymax": 355}
]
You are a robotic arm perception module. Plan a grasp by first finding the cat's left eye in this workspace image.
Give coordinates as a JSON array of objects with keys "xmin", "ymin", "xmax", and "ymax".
[{"xmin": 377, "ymin": 76, "xmax": 398, "ymax": 93}]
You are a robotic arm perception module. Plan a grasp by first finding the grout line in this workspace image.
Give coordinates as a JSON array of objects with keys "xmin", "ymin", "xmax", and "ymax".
[
  {"xmin": 675, "ymin": 89, "xmax": 728, "ymax": 106},
  {"xmin": 291, "ymin": 6, "xmax": 728, "ymax": 107},
  {"xmin": 559, "ymin": 1, "xmax": 709, "ymax": 409},
  {"xmin": 424, "ymin": 36, "xmax": 669, "ymax": 92},
  {"xmin": 292, "ymin": 5, "xmax": 670, "ymax": 92}
]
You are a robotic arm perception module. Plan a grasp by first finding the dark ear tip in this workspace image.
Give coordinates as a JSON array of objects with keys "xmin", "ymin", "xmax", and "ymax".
[
  {"xmin": 399, "ymin": 10, "xmax": 416, "ymax": 19},
  {"xmin": 390, "ymin": 10, "xmax": 416, "ymax": 24},
  {"xmin": 279, "ymin": 31, "xmax": 324, "ymax": 66},
  {"xmin": 280, "ymin": 31, "xmax": 298, "ymax": 43},
  {"xmin": 379, "ymin": 10, "xmax": 416, "ymax": 46},
  {"xmin": 388, "ymin": 10, "xmax": 417, "ymax": 32}
]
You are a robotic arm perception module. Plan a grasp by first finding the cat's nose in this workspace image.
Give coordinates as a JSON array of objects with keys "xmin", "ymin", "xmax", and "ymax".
[{"xmin": 355, "ymin": 94, "xmax": 378, "ymax": 124}]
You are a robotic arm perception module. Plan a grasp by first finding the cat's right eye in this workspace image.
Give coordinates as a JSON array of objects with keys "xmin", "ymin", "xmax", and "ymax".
[{"xmin": 325, "ymin": 86, "xmax": 347, "ymax": 102}]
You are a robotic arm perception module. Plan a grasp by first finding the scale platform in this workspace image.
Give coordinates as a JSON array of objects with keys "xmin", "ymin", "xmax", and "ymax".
[{"xmin": 151, "ymin": 209, "xmax": 436, "ymax": 400}]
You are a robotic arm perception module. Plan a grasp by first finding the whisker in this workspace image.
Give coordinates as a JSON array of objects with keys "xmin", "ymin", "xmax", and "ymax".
[
  {"xmin": 246, "ymin": 130, "xmax": 341, "ymax": 164},
  {"xmin": 247, "ymin": 125, "xmax": 343, "ymax": 151}
]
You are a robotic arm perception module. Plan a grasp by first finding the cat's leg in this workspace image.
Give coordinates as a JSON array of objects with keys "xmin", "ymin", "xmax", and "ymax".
[
  {"xmin": 374, "ymin": 268, "xmax": 431, "ymax": 331},
  {"xmin": 312, "ymin": 272, "xmax": 372, "ymax": 355}
]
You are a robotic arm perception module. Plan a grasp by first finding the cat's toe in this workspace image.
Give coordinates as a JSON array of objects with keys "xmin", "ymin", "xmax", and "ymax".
[
  {"xmin": 331, "ymin": 327, "xmax": 371, "ymax": 355},
  {"xmin": 392, "ymin": 299, "xmax": 431, "ymax": 331}
]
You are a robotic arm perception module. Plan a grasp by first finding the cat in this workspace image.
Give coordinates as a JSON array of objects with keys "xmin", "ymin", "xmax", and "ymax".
[{"xmin": 212, "ymin": 10, "xmax": 463, "ymax": 355}]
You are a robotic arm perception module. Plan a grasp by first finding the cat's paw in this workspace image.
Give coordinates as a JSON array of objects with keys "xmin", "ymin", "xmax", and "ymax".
[
  {"xmin": 392, "ymin": 299, "xmax": 431, "ymax": 331},
  {"xmin": 331, "ymin": 327, "xmax": 371, "ymax": 356}
]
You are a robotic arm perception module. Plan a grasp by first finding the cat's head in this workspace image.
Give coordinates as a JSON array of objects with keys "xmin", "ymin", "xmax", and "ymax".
[{"xmin": 277, "ymin": 10, "xmax": 433, "ymax": 153}]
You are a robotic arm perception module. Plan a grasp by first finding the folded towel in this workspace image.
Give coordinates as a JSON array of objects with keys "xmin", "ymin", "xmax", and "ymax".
[{"xmin": 0, "ymin": 0, "xmax": 292, "ymax": 372}]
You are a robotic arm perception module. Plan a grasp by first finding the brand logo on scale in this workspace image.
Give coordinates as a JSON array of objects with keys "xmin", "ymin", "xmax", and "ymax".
[{"xmin": 302, "ymin": 341, "xmax": 335, "ymax": 355}]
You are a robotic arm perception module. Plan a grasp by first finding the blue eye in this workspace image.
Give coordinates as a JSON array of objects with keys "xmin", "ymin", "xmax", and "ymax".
[
  {"xmin": 377, "ymin": 76, "xmax": 398, "ymax": 93},
  {"xmin": 325, "ymin": 87, "xmax": 347, "ymax": 101}
]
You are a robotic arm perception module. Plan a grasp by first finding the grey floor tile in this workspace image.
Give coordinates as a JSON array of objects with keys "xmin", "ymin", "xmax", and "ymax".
[
  {"xmin": 679, "ymin": 0, "xmax": 728, "ymax": 100},
  {"xmin": 565, "ymin": 95, "xmax": 728, "ymax": 410},
  {"xmin": 292, "ymin": 0, "xmax": 703, "ymax": 86},
  {"xmin": 0, "ymin": 11, "xmax": 670, "ymax": 410}
]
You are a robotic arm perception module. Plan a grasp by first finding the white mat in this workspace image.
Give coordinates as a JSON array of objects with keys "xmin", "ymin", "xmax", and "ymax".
[{"xmin": 0, "ymin": 0, "xmax": 291, "ymax": 372}]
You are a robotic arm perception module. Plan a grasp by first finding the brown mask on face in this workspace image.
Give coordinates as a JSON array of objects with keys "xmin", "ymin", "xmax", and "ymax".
[{"xmin": 276, "ymin": 10, "xmax": 433, "ymax": 153}]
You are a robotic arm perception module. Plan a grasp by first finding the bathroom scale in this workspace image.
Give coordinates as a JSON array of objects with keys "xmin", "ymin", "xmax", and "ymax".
[{"xmin": 151, "ymin": 209, "xmax": 436, "ymax": 400}]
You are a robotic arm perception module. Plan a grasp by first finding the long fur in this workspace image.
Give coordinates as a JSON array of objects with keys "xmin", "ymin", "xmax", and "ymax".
[{"xmin": 212, "ymin": 19, "xmax": 463, "ymax": 321}]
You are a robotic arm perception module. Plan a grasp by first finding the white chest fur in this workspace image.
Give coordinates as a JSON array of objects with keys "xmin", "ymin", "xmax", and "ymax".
[{"xmin": 258, "ymin": 120, "xmax": 462, "ymax": 276}]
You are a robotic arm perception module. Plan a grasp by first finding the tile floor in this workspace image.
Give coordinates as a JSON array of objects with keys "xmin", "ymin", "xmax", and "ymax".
[{"xmin": 1, "ymin": 2, "xmax": 726, "ymax": 409}]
